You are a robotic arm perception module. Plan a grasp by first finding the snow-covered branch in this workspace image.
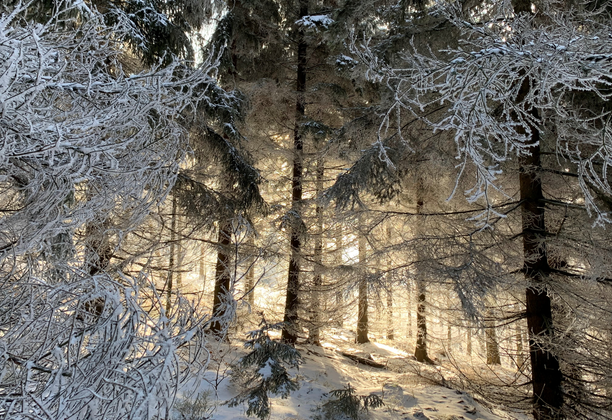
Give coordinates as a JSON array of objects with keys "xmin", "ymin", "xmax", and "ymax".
[{"xmin": 353, "ymin": 4, "xmax": 612, "ymax": 225}]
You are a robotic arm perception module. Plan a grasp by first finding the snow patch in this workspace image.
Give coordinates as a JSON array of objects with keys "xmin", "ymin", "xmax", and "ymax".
[{"xmin": 296, "ymin": 14, "xmax": 334, "ymax": 29}]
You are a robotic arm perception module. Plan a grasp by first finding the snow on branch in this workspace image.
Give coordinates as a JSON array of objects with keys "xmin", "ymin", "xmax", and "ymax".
[
  {"xmin": 351, "ymin": 5, "xmax": 612, "ymax": 226},
  {"xmin": 0, "ymin": 4, "xmax": 224, "ymax": 419}
]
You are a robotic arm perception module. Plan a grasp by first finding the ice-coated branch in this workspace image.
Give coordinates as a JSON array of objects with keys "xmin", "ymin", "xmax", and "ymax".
[{"xmin": 351, "ymin": 4, "xmax": 612, "ymax": 225}]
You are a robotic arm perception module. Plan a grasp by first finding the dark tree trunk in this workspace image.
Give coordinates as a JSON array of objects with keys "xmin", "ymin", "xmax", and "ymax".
[
  {"xmin": 466, "ymin": 322, "xmax": 472, "ymax": 356},
  {"xmin": 199, "ymin": 243, "xmax": 206, "ymax": 289},
  {"xmin": 387, "ymin": 287, "xmax": 394, "ymax": 340},
  {"xmin": 520, "ymin": 139, "xmax": 563, "ymax": 418},
  {"xmin": 407, "ymin": 278, "xmax": 413, "ymax": 338},
  {"xmin": 245, "ymin": 234, "xmax": 256, "ymax": 307},
  {"xmin": 414, "ymin": 180, "xmax": 432, "ymax": 364},
  {"xmin": 165, "ymin": 195, "xmax": 178, "ymax": 314},
  {"xmin": 335, "ymin": 227, "xmax": 344, "ymax": 327},
  {"xmin": 307, "ymin": 160, "xmax": 324, "ymax": 345},
  {"xmin": 510, "ymin": 1, "xmax": 564, "ymax": 413},
  {"xmin": 281, "ymin": 0, "xmax": 308, "ymax": 344},
  {"xmin": 356, "ymin": 229, "xmax": 369, "ymax": 344},
  {"xmin": 210, "ymin": 220, "xmax": 232, "ymax": 338},
  {"xmin": 386, "ymin": 225, "xmax": 394, "ymax": 340},
  {"xmin": 414, "ymin": 279, "xmax": 431, "ymax": 363},
  {"xmin": 515, "ymin": 77, "xmax": 563, "ymax": 417}
]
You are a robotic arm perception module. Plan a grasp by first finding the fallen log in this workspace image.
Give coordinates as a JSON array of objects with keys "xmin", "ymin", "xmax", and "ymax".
[{"xmin": 340, "ymin": 352, "xmax": 386, "ymax": 368}]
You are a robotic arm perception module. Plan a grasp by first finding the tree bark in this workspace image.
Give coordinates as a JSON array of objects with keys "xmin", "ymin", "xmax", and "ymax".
[
  {"xmin": 245, "ymin": 234, "xmax": 255, "ymax": 307},
  {"xmin": 335, "ymin": 226, "xmax": 344, "ymax": 327},
  {"xmin": 165, "ymin": 195, "xmax": 178, "ymax": 314},
  {"xmin": 516, "ymin": 76, "xmax": 563, "ymax": 417},
  {"xmin": 407, "ymin": 278, "xmax": 413, "ymax": 338},
  {"xmin": 307, "ymin": 159, "xmax": 324, "ymax": 345},
  {"xmin": 387, "ymin": 287, "xmax": 394, "ymax": 340},
  {"xmin": 356, "ymin": 225, "xmax": 370, "ymax": 344},
  {"xmin": 386, "ymin": 224, "xmax": 394, "ymax": 340},
  {"xmin": 466, "ymin": 323, "xmax": 472, "ymax": 356},
  {"xmin": 210, "ymin": 220, "xmax": 232, "ymax": 338},
  {"xmin": 485, "ymin": 308, "xmax": 501, "ymax": 365},
  {"xmin": 519, "ymin": 138, "xmax": 563, "ymax": 418},
  {"xmin": 414, "ymin": 179, "xmax": 432, "ymax": 363},
  {"xmin": 199, "ymin": 243, "xmax": 206, "ymax": 290},
  {"xmin": 281, "ymin": 0, "xmax": 308, "ymax": 344},
  {"xmin": 510, "ymin": 2, "xmax": 564, "ymax": 413}
]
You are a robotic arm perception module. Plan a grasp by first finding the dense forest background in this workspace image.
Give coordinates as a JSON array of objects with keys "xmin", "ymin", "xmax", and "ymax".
[{"xmin": 1, "ymin": 0, "xmax": 612, "ymax": 419}]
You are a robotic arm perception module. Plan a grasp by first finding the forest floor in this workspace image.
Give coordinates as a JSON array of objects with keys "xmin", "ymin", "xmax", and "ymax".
[{"xmin": 176, "ymin": 327, "xmax": 531, "ymax": 420}]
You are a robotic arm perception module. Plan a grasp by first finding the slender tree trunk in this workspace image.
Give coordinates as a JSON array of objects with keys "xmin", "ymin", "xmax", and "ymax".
[
  {"xmin": 245, "ymin": 234, "xmax": 255, "ymax": 307},
  {"xmin": 307, "ymin": 159, "xmax": 324, "ymax": 345},
  {"xmin": 335, "ymin": 227, "xmax": 344, "ymax": 327},
  {"xmin": 387, "ymin": 287, "xmax": 394, "ymax": 340},
  {"xmin": 516, "ymin": 320, "xmax": 525, "ymax": 369},
  {"xmin": 281, "ymin": 0, "xmax": 308, "ymax": 344},
  {"xmin": 166, "ymin": 195, "xmax": 178, "ymax": 314},
  {"xmin": 356, "ymin": 227, "xmax": 369, "ymax": 344},
  {"xmin": 466, "ymin": 323, "xmax": 472, "ymax": 356},
  {"xmin": 407, "ymin": 278, "xmax": 413, "ymax": 338},
  {"xmin": 414, "ymin": 179, "xmax": 432, "ymax": 363},
  {"xmin": 200, "ymin": 243, "xmax": 206, "ymax": 290},
  {"xmin": 414, "ymin": 278, "xmax": 430, "ymax": 362},
  {"xmin": 386, "ymin": 225, "xmax": 394, "ymax": 340},
  {"xmin": 485, "ymin": 308, "xmax": 501, "ymax": 365},
  {"xmin": 177, "ymin": 213, "xmax": 183, "ymax": 290},
  {"xmin": 446, "ymin": 296, "xmax": 452, "ymax": 351},
  {"xmin": 210, "ymin": 220, "xmax": 232, "ymax": 338}
]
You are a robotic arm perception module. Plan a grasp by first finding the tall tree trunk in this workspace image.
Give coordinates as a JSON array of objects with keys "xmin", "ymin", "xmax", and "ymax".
[
  {"xmin": 166, "ymin": 195, "xmax": 178, "ymax": 314},
  {"xmin": 245, "ymin": 234, "xmax": 256, "ymax": 307},
  {"xmin": 356, "ymin": 225, "xmax": 369, "ymax": 344},
  {"xmin": 414, "ymin": 279, "xmax": 430, "ymax": 362},
  {"xmin": 407, "ymin": 278, "xmax": 413, "ymax": 338},
  {"xmin": 466, "ymin": 322, "xmax": 472, "ymax": 356},
  {"xmin": 414, "ymin": 179, "xmax": 432, "ymax": 363},
  {"xmin": 386, "ymin": 224, "xmax": 394, "ymax": 340},
  {"xmin": 335, "ymin": 227, "xmax": 344, "ymax": 327},
  {"xmin": 387, "ymin": 287, "xmax": 394, "ymax": 340},
  {"xmin": 485, "ymin": 308, "xmax": 501, "ymax": 365},
  {"xmin": 281, "ymin": 0, "xmax": 308, "ymax": 344},
  {"xmin": 514, "ymin": 304, "xmax": 526, "ymax": 368},
  {"xmin": 511, "ymin": 3, "xmax": 563, "ymax": 415},
  {"xmin": 519, "ymin": 138, "xmax": 563, "ymax": 418},
  {"xmin": 200, "ymin": 243, "xmax": 206, "ymax": 290},
  {"xmin": 177, "ymin": 213, "xmax": 184, "ymax": 290},
  {"xmin": 210, "ymin": 220, "xmax": 232, "ymax": 338},
  {"xmin": 307, "ymin": 159, "xmax": 324, "ymax": 345},
  {"xmin": 516, "ymin": 320, "xmax": 525, "ymax": 369}
]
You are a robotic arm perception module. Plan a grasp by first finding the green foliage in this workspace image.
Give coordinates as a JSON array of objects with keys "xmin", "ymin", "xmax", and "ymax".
[
  {"xmin": 314, "ymin": 384, "xmax": 384, "ymax": 420},
  {"xmin": 227, "ymin": 320, "xmax": 302, "ymax": 419},
  {"xmin": 324, "ymin": 138, "xmax": 411, "ymax": 209},
  {"xmin": 106, "ymin": 0, "xmax": 221, "ymax": 66}
]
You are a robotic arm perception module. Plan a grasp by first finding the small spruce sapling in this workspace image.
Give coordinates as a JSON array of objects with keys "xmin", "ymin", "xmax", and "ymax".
[
  {"xmin": 227, "ymin": 319, "xmax": 302, "ymax": 419},
  {"xmin": 315, "ymin": 384, "xmax": 384, "ymax": 420}
]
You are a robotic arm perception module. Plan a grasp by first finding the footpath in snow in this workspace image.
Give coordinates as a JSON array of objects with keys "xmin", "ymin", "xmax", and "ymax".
[{"xmin": 178, "ymin": 328, "xmax": 530, "ymax": 420}]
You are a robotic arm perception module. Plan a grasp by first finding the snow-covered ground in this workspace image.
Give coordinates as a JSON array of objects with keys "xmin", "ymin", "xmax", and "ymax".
[{"xmin": 176, "ymin": 328, "xmax": 530, "ymax": 420}]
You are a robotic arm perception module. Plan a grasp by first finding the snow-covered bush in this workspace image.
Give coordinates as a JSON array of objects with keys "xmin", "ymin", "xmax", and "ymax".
[
  {"xmin": 173, "ymin": 390, "xmax": 214, "ymax": 420},
  {"xmin": 227, "ymin": 320, "xmax": 302, "ymax": 419},
  {"xmin": 0, "ymin": 2, "xmax": 224, "ymax": 419}
]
